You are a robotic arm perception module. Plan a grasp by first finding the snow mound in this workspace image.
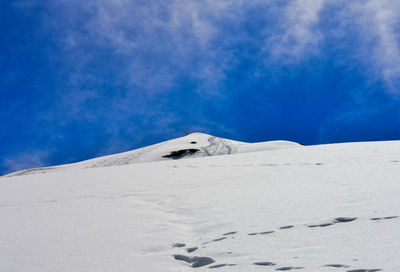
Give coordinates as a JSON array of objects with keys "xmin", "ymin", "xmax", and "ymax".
[{"xmin": 4, "ymin": 133, "xmax": 301, "ymax": 176}]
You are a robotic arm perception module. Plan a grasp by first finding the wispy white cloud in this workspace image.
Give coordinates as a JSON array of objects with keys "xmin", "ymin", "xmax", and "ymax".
[
  {"xmin": 41, "ymin": 1, "xmax": 236, "ymax": 106},
  {"xmin": 13, "ymin": 0, "xmax": 400, "ymax": 149},
  {"xmin": 2, "ymin": 151, "xmax": 48, "ymax": 174},
  {"xmin": 350, "ymin": 0, "xmax": 400, "ymax": 93},
  {"xmin": 266, "ymin": 0, "xmax": 325, "ymax": 61},
  {"xmin": 264, "ymin": 0, "xmax": 400, "ymax": 93},
  {"xmin": 16, "ymin": 0, "xmax": 400, "ymax": 95}
]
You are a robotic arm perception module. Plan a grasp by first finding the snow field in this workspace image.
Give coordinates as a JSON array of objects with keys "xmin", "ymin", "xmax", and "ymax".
[{"xmin": 1, "ymin": 135, "xmax": 399, "ymax": 271}]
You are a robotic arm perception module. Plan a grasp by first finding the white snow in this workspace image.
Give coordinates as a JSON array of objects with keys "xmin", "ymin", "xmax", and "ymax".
[
  {"xmin": 1, "ymin": 133, "xmax": 399, "ymax": 272},
  {"xmin": 5, "ymin": 133, "xmax": 300, "ymax": 177}
]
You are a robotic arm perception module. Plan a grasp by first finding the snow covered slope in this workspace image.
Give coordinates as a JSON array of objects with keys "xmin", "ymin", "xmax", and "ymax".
[
  {"xmin": 1, "ymin": 136, "xmax": 400, "ymax": 272},
  {"xmin": 5, "ymin": 133, "xmax": 300, "ymax": 177}
]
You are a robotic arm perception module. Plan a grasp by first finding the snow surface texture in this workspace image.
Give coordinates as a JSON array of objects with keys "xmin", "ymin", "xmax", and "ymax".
[{"xmin": 1, "ymin": 133, "xmax": 399, "ymax": 271}]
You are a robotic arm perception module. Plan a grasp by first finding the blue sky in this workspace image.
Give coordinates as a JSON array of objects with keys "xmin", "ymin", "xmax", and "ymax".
[{"xmin": 1, "ymin": 0, "xmax": 400, "ymax": 175}]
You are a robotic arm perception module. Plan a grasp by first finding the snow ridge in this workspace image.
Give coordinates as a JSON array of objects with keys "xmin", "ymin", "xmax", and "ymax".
[{"xmin": 4, "ymin": 133, "xmax": 300, "ymax": 177}]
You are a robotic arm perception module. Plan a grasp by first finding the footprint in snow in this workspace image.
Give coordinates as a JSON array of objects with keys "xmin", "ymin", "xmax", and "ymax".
[
  {"xmin": 371, "ymin": 216, "xmax": 398, "ymax": 221},
  {"xmin": 173, "ymin": 254, "xmax": 215, "ymax": 268},
  {"xmin": 172, "ymin": 243, "xmax": 186, "ymax": 248},
  {"xmin": 201, "ymin": 236, "xmax": 228, "ymax": 245},
  {"xmin": 325, "ymin": 264, "xmax": 350, "ymax": 268},
  {"xmin": 260, "ymin": 231, "xmax": 275, "ymax": 235},
  {"xmin": 254, "ymin": 262, "xmax": 276, "ymax": 266},
  {"xmin": 248, "ymin": 231, "xmax": 275, "ymax": 236},
  {"xmin": 222, "ymin": 231, "xmax": 237, "ymax": 236},
  {"xmin": 212, "ymin": 237, "xmax": 227, "ymax": 242},
  {"xmin": 346, "ymin": 269, "xmax": 381, "ymax": 272},
  {"xmin": 280, "ymin": 225, "xmax": 294, "ymax": 229},
  {"xmin": 209, "ymin": 264, "xmax": 236, "ymax": 268},
  {"xmin": 276, "ymin": 266, "xmax": 304, "ymax": 270},
  {"xmin": 334, "ymin": 217, "xmax": 357, "ymax": 223},
  {"xmin": 186, "ymin": 247, "xmax": 198, "ymax": 253},
  {"xmin": 308, "ymin": 217, "xmax": 357, "ymax": 228},
  {"xmin": 308, "ymin": 223, "xmax": 334, "ymax": 228},
  {"xmin": 254, "ymin": 263, "xmax": 303, "ymax": 270}
]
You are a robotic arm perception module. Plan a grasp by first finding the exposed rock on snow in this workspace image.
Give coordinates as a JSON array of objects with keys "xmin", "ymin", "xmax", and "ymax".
[{"xmin": 162, "ymin": 149, "xmax": 200, "ymax": 159}]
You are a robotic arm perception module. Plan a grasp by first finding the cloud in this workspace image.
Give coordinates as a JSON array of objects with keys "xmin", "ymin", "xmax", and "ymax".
[
  {"xmin": 11, "ymin": 0, "xmax": 400, "ymax": 151},
  {"xmin": 264, "ymin": 0, "xmax": 400, "ymax": 93},
  {"xmin": 351, "ymin": 0, "xmax": 400, "ymax": 93},
  {"xmin": 39, "ymin": 1, "xmax": 236, "ymax": 105},
  {"xmin": 16, "ymin": 0, "xmax": 400, "ymax": 95},
  {"xmin": 266, "ymin": 0, "xmax": 325, "ymax": 61},
  {"xmin": 1, "ymin": 150, "xmax": 48, "ymax": 174}
]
